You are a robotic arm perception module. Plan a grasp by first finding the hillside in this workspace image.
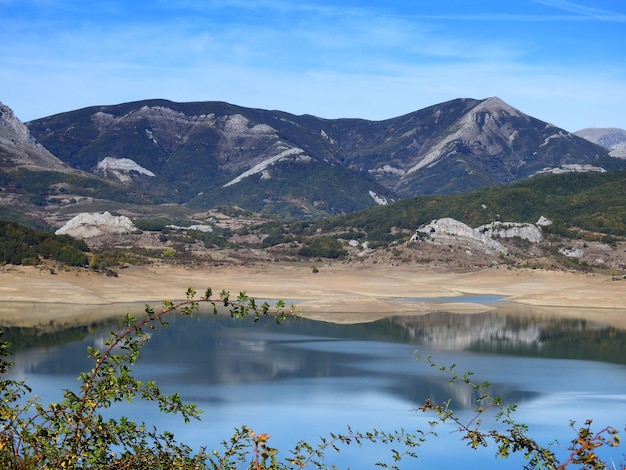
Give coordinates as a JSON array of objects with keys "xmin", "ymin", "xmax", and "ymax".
[
  {"xmin": 68, "ymin": 170, "xmax": 626, "ymax": 272},
  {"xmin": 2, "ymin": 97, "xmax": 625, "ymax": 275},
  {"xmin": 310, "ymin": 170, "xmax": 626, "ymax": 239},
  {"xmin": 244, "ymin": 169, "xmax": 626, "ymax": 271}
]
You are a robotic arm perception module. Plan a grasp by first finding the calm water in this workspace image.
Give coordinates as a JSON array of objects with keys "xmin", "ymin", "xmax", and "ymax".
[{"xmin": 4, "ymin": 303, "xmax": 626, "ymax": 469}]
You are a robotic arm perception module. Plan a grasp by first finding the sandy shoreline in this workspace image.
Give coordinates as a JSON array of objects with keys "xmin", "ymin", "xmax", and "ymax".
[{"xmin": 1, "ymin": 263, "xmax": 625, "ymax": 328}]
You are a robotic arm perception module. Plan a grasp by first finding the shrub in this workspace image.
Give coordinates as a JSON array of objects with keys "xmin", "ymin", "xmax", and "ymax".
[
  {"xmin": 298, "ymin": 236, "xmax": 345, "ymax": 258},
  {"xmin": 0, "ymin": 289, "xmax": 293, "ymax": 469}
]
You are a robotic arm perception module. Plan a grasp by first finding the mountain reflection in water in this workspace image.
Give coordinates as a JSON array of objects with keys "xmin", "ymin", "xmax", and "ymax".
[{"xmin": 3, "ymin": 303, "xmax": 626, "ymax": 469}]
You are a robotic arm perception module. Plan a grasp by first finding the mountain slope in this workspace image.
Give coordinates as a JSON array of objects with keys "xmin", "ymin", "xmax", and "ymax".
[
  {"xmin": 0, "ymin": 102, "xmax": 162, "ymax": 223},
  {"xmin": 24, "ymin": 97, "xmax": 611, "ymax": 218}
]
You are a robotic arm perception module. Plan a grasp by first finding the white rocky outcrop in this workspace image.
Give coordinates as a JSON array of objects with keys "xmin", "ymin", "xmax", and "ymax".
[
  {"xmin": 55, "ymin": 212, "xmax": 136, "ymax": 239},
  {"xmin": 535, "ymin": 164, "xmax": 606, "ymax": 175},
  {"xmin": 410, "ymin": 216, "xmax": 549, "ymax": 255},
  {"xmin": 320, "ymin": 129, "xmax": 335, "ymax": 144},
  {"xmin": 222, "ymin": 114, "xmax": 276, "ymax": 136},
  {"xmin": 369, "ymin": 191, "xmax": 389, "ymax": 205},
  {"xmin": 608, "ymin": 142, "xmax": 626, "ymax": 159},
  {"xmin": 476, "ymin": 221, "xmax": 543, "ymax": 243},
  {"xmin": 536, "ymin": 216, "xmax": 553, "ymax": 226},
  {"xmin": 96, "ymin": 157, "xmax": 155, "ymax": 182},
  {"xmin": 369, "ymin": 165, "xmax": 406, "ymax": 177},
  {"xmin": 223, "ymin": 146, "xmax": 311, "ymax": 187},
  {"xmin": 411, "ymin": 218, "xmax": 509, "ymax": 255},
  {"xmin": 559, "ymin": 247, "xmax": 584, "ymax": 258},
  {"xmin": 348, "ymin": 239, "xmax": 373, "ymax": 257},
  {"xmin": 166, "ymin": 224, "xmax": 213, "ymax": 233}
]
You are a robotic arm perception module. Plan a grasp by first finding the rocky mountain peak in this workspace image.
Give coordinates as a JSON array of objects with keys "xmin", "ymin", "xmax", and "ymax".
[
  {"xmin": 406, "ymin": 97, "xmax": 529, "ymax": 175},
  {"xmin": 0, "ymin": 101, "xmax": 38, "ymax": 147},
  {"xmin": 474, "ymin": 96, "xmax": 525, "ymax": 117},
  {"xmin": 0, "ymin": 101, "xmax": 67, "ymax": 170}
]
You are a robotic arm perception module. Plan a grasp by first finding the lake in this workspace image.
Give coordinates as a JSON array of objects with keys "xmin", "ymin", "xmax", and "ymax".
[{"xmin": 4, "ymin": 301, "xmax": 626, "ymax": 469}]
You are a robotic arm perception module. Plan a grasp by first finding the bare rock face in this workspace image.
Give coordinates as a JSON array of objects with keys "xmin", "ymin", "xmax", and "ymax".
[
  {"xmin": 559, "ymin": 246, "xmax": 584, "ymax": 258},
  {"xmin": 476, "ymin": 221, "xmax": 544, "ymax": 243},
  {"xmin": 535, "ymin": 163, "xmax": 606, "ymax": 175},
  {"xmin": 406, "ymin": 97, "xmax": 528, "ymax": 175},
  {"xmin": 0, "ymin": 101, "xmax": 67, "ymax": 170},
  {"xmin": 410, "ymin": 217, "xmax": 547, "ymax": 255},
  {"xmin": 0, "ymin": 102, "xmax": 38, "ymax": 146},
  {"xmin": 96, "ymin": 157, "xmax": 156, "ymax": 182},
  {"xmin": 536, "ymin": 216, "xmax": 553, "ymax": 226},
  {"xmin": 411, "ymin": 217, "xmax": 509, "ymax": 255},
  {"xmin": 55, "ymin": 212, "xmax": 136, "ymax": 239}
]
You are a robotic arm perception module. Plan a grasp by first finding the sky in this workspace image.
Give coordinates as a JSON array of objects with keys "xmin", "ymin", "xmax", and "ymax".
[{"xmin": 1, "ymin": 0, "xmax": 625, "ymax": 131}]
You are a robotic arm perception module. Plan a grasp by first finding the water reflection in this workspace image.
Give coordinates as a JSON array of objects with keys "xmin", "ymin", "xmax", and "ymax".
[
  {"xmin": 3, "ymin": 303, "xmax": 626, "ymax": 469},
  {"xmin": 391, "ymin": 306, "xmax": 626, "ymax": 365},
  {"xmin": 7, "ymin": 306, "xmax": 626, "ymax": 404},
  {"xmin": 6, "ymin": 306, "xmax": 626, "ymax": 370}
]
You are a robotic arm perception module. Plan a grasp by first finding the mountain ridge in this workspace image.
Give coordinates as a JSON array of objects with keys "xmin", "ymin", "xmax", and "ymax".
[{"xmin": 1, "ymin": 97, "xmax": 616, "ymax": 220}]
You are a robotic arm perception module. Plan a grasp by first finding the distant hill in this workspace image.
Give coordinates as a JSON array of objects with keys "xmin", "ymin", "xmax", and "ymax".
[
  {"xmin": 18, "ymin": 97, "xmax": 612, "ymax": 219},
  {"xmin": 575, "ymin": 127, "xmax": 626, "ymax": 159}
]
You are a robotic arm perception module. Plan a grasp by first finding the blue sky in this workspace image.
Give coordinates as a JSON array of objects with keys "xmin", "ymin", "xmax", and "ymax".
[{"xmin": 1, "ymin": 0, "xmax": 625, "ymax": 131}]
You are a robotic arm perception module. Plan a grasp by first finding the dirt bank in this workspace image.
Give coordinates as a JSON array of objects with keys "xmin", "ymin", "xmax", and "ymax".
[{"xmin": 1, "ymin": 263, "xmax": 625, "ymax": 328}]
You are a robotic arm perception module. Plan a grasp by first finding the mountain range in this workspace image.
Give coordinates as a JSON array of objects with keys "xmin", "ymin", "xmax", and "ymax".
[{"xmin": 1, "ymin": 97, "xmax": 623, "ymax": 221}]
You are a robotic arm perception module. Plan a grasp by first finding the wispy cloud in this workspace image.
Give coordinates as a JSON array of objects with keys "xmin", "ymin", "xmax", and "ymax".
[
  {"xmin": 401, "ymin": 1, "xmax": 626, "ymax": 23},
  {"xmin": 401, "ymin": 12, "xmax": 626, "ymax": 22},
  {"xmin": 533, "ymin": 0, "xmax": 626, "ymax": 21},
  {"xmin": 1, "ymin": 0, "xmax": 625, "ymax": 131}
]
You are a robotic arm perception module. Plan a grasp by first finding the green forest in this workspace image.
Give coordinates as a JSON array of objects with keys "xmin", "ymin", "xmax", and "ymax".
[
  {"xmin": 273, "ymin": 169, "xmax": 626, "ymax": 248},
  {"xmin": 0, "ymin": 220, "xmax": 88, "ymax": 266}
]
